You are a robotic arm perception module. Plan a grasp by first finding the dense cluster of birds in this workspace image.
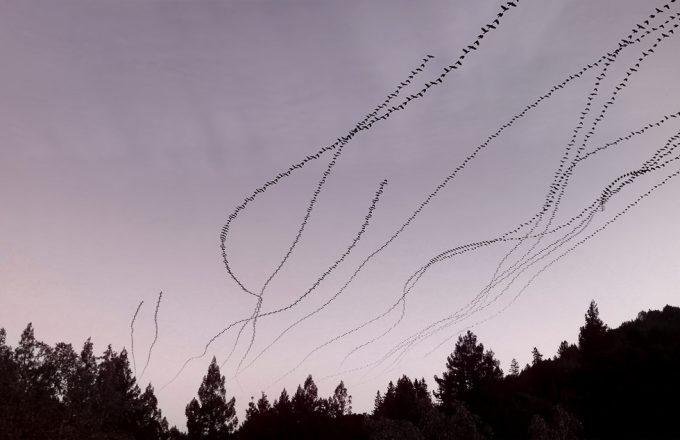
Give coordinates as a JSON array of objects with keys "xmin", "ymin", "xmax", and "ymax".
[{"xmin": 143, "ymin": 0, "xmax": 680, "ymax": 391}]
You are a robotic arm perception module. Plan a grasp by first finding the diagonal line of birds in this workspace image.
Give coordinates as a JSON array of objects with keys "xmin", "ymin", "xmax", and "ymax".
[{"xmin": 145, "ymin": 0, "xmax": 680, "ymax": 392}]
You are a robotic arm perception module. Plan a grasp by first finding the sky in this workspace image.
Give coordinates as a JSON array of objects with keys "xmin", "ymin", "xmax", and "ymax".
[{"xmin": 1, "ymin": 0, "xmax": 680, "ymax": 429}]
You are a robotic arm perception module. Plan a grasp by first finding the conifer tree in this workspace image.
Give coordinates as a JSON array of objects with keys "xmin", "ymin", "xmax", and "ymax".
[
  {"xmin": 185, "ymin": 357, "xmax": 237, "ymax": 439},
  {"xmin": 273, "ymin": 388, "xmax": 292, "ymax": 416},
  {"xmin": 434, "ymin": 330, "xmax": 502, "ymax": 411},
  {"xmin": 373, "ymin": 391, "xmax": 383, "ymax": 417},
  {"xmin": 532, "ymin": 347, "xmax": 543, "ymax": 365},
  {"xmin": 326, "ymin": 381, "xmax": 351, "ymax": 417},
  {"xmin": 96, "ymin": 346, "xmax": 141, "ymax": 433},
  {"xmin": 292, "ymin": 374, "xmax": 319, "ymax": 417},
  {"xmin": 509, "ymin": 358, "xmax": 520, "ymax": 376},
  {"xmin": 578, "ymin": 300, "xmax": 608, "ymax": 359}
]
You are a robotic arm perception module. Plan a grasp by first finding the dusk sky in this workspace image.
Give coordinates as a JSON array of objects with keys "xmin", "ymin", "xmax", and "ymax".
[{"xmin": 2, "ymin": 0, "xmax": 680, "ymax": 429}]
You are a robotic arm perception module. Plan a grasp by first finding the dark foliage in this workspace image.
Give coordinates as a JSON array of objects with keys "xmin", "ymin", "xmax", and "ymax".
[
  {"xmin": 1, "ymin": 301, "xmax": 679, "ymax": 439},
  {"xmin": 0, "ymin": 324, "xmax": 175, "ymax": 439},
  {"xmin": 238, "ymin": 375, "xmax": 368, "ymax": 440},
  {"xmin": 185, "ymin": 357, "xmax": 237, "ymax": 439}
]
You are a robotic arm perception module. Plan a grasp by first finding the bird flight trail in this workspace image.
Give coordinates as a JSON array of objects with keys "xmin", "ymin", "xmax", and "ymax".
[
  {"xmin": 163, "ymin": 0, "xmax": 680, "ymax": 391},
  {"xmin": 281, "ymin": 2, "xmax": 680, "ymax": 379},
  {"xmin": 164, "ymin": 0, "xmax": 523, "ymax": 388},
  {"xmin": 130, "ymin": 300, "xmax": 144, "ymax": 376},
  {"xmin": 141, "ymin": 291, "xmax": 163, "ymax": 379}
]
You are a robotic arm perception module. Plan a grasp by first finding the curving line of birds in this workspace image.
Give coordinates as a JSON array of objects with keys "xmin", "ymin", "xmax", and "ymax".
[
  {"xmin": 130, "ymin": 300, "xmax": 144, "ymax": 376},
  {"xmin": 379, "ymin": 124, "xmax": 680, "ymax": 373},
  {"xmin": 356, "ymin": 127, "xmax": 680, "ymax": 378},
  {"xmin": 375, "ymin": 41, "xmax": 680, "ymax": 370},
  {"xmin": 141, "ymin": 291, "xmax": 163, "ymax": 379},
  {"xmin": 163, "ymin": 0, "xmax": 523, "ymax": 389},
  {"xmin": 319, "ymin": 122, "xmax": 680, "ymax": 380},
  {"xmin": 219, "ymin": 55, "xmax": 433, "ymax": 373},
  {"xmin": 231, "ymin": 179, "xmax": 389, "ymax": 375},
  {"xmin": 219, "ymin": 0, "xmax": 524, "ymax": 373},
  {"xmin": 162, "ymin": 0, "xmax": 680, "ymax": 391},
  {"xmin": 288, "ymin": 2, "xmax": 680, "ymax": 379}
]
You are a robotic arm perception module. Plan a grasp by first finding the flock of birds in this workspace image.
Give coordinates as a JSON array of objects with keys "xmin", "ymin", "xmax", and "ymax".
[{"xmin": 126, "ymin": 0, "xmax": 680, "ymax": 391}]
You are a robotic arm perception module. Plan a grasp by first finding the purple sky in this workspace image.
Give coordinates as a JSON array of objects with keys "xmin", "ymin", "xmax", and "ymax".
[{"xmin": 2, "ymin": 0, "xmax": 680, "ymax": 429}]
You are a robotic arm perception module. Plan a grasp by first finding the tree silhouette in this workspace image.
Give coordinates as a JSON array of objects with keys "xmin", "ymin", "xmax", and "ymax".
[
  {"xmin": 185, "ymin": 357, "xmax": 237, "ymax": 439},
  {"xmin": 292, "ymin": 375, "xmax": 319, "ymax": 417},
  {"xmin": 325, "ymin": 381, "xmax": 352, "ymax": 417},
  {"xmin": 509, "ymin": 358, "xmax": 520, "ymax": 376},
  {"xmin": 373, "ymin": 391, "xmax": 383, "ymax": 417},
  {"xmin": 531, "ymin": 347, "xmax": 543, "ymax": 365},
  {"xmin": 578, "ymin": 300, "xmax": 608, "ymax": 360},
  {"xmin": 434, "ymin": 330, "xmax": 502, "ymax": 411},
  {"xmin": 273, "ymin": 388, "xmax": 293, "ymax": 417},
  {"xmin": 96, "ymin": 345, "xmax": 141, "ymax": 434}
]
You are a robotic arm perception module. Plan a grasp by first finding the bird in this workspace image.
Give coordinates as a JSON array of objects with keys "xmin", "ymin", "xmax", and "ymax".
[{"xmin": 508, "ymin": 1, "xmax": 517, "ymax": 7}]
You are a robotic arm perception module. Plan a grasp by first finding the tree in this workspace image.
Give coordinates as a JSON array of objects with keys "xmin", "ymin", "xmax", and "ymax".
[
  {"xmin": 531, "ymin": 347, "xmax": 543, "ymax": 365},
  {"xmin": 137, "ymin": 384, "xmax": 169, "ymax": 439},
  {"xmin": 578, "ymin": 300, "xmax": 608, "ymax": 360},
  {"xmin": 0, "ymin": 327, "xmax": 19, "ymax": 436},
  {"xmin": 185, "ymin": 357, "xmax": 237, "ymax": 439},
  {"xmin": 373, "ymin": 391, "xmax": 383, "ymax": 417},
  {"xmin": 96, "ymin": 345, "xmax": 141, "ymax": 434},
  {"xmin": 325, "ymin": 381, "xmax": 351, "ymax": 417},
  {"xmin": 273, "ymin": 388, "xmax": 292, "ymax": 416},
  {"xmin": 64, "ymin": 338, "xmax": 99, "ymax": 434},
  {"xmin": 434, "ymin": 331, "xmax": 503, "ymax": 411},
  {"xmin": 245, "ymin": 392, "xmax": 271, "ymax": 420},
  {"xmin": 292, "ymin": 374, "xmax": 319, "ymax": 417},
  {"xmin": 12, "ymin": 323, "xmax": 60, "ymax": 436},
  {"xmin": 509, "ymin": 358, "xmax": 520, "ymax": 376}
]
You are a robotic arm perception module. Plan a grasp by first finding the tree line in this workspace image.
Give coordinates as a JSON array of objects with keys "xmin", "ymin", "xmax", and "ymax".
[{"xmin": 1, "ymin": 301, "xmax": 679, "ymax": 439}]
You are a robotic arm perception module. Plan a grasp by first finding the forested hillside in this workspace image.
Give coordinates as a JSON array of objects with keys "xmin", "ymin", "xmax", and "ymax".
[{"xmin": 1, "ymin": 301, "xmax": 678, "ymax": 439}]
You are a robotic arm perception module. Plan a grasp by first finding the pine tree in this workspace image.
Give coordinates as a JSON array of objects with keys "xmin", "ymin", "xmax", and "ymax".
[
  {"xmin": 557, "ymin": 341, "xmax": 570, "ymax": 358},
  {"xmin": 96, "ymin": 346, "xmax": 141, "ymax": 433},
  {"xmin": 434, "ymin": 330, "xmax": 503, "ymax": 411},
  {"xmin": 273, "ymin": 388, "xmax": 292, "ymax": 416},
  {"xmin": 326, "ymin": 381, "xmax": 351, "ymax": 417},
  {"xmin": 137, "ymin": 384, "xmax": 168, "ymax": 439},
  {"xmin": 65, "ymin": 338, "xmax": 98, "ymax": 433},
  {"xmin": 185, "ymin": 356, "xmax": 237, "ymax": 439},
  {"xmin": 509, "ymin": 358, "xmax": 520, "ymax": 376},
  {"xmin": 292, "ymin": 374, "xmax": 319, "ymax": 417},
  {"xmin": 373, "ymin": 391, "xmax": 383, "ymax": 417},
  {"xmin": 532, "ymin": 347, "xmax": 543, "ymax": 365},
  {"xmin": 578, "ymin": 300, "xmax": 608, "ymax": 360}
]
